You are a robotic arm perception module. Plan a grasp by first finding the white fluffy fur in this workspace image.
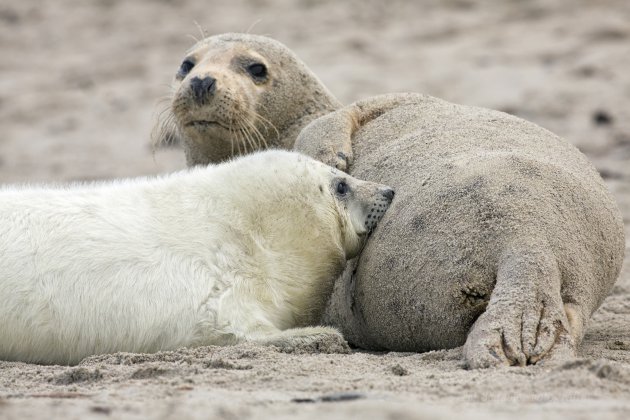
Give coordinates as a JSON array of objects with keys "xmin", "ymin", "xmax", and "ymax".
[{"xmin": 0, "ymin": 150, "xmax": 388, "ymax": 365}]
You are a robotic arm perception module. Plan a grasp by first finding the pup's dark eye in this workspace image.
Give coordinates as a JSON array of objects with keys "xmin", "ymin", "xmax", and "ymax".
[
  {"xmin": 177, "ymin": 60, "xmax": 195, "ymax": 79},
  {"xmin": 336, "ymin": 181, "xmax": 349, "ymax": 196},
  {"xmin": 247, "ymin": 63, "xmax": 267, "ymax": 79}
]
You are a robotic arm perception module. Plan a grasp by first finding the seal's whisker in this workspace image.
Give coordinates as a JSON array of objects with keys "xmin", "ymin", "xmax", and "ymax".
[
  {"xmin": 246, "ymin": 113, "xmax": 270, "ymax": 149},
  {"xmin": 245, "ymin": 19, "xmax": 262, "ymax": 34},
  {"xmin": 241, "ymin": 114, "xmax": 268, "ymax": 150},
  {"xmin": 236, "ymin": 119, "xmax": 252, "ymax": 155},
  {"xmin": 228, "ymin": 105, "xmax": 243, "ymax": 156},
  {"xmin": 158, "ymin": 82, "xmax": 176, "ymax": 90},
  {"xmin": 238, "ymin": 119, "xmax": 257, "ymax": 153},
  {"xmin": 249, "ymin": 109, "xmax": 280, "ymax": 142},
  {"xmin": 239, "ymin": 108, "xmax": 272, "ymax": 149},
  {"xmin": 249, "ymin": 103, "xmax": 280, "ymax": 138},
  {"xmin": 234, "ymin": 128, "xmax": 244, "ymax": 155},
  {"xmin": 227, "ymin": 103, "xmax": 235, "ymax": 156},
  {"xmin": 228, "ymin": 124, "xmax": 236, "ymax": 157},
  {"xmin": 249, "ymin": 118, "xmax": 268, "ymax": 150},
  {"xmin": 238, "ymin": 131, "xmax": 247, "ymax": 155},
  {"xmin": 151, "ymin": 105, "xmax": 178, "ymax": 149},
  {"xmin": 171, "ymin": 97, "xmax": 190, "ymax": 116},
  {"xmin": 230, "ymin": 106, "xmax": 250, "ymax": 154},
  {"xmin": 238, "ymin": 123, "xmax": 250, "ymax": 154},
  {"xmin": 250, "ymin": 123, "xmax": 268, "ymax": 150},
  {"xmin": 155, "ymin": 95, "xmax": 174, "ymax": 105},
  {"xmin": 242, "ymin": 128, "xmax": 255, "ymax": 155},
  {"xmin": 233, "ymin": 109, "xmax": 260, "ymax": 152},
  {"xmin": 193, "ymin": 20, "xmax": 206, "ymax": 40},
  {"xmin": 155, "ymin": 104, "xmax": 173, "ymax": 122}
]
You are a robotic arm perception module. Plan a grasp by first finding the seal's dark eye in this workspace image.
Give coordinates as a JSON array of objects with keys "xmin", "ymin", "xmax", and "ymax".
[
  {"xmin": 177, "ymin": 60, "xmax": 195, "ymax": 79},
  {"xmin": 247, "ymin": 63, "xmax": 267, "ymax": 80},
  {"xmin": 336, "ymin": 181, "xmax": 349, "ymax": 196}
]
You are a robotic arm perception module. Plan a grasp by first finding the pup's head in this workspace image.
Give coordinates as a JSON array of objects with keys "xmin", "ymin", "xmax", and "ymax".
[
  {"xmin": 154, "ymin": 33, "xmax": 339, "ymax": 166},
  {"xmin": 324, "ymin": 168, "xmax": 395, "ymax": 259},
  {"xmin": 233, "ymin": 150, "xmax": 395, "ymax": 262},
  {"xmin": 227, "ymin": 150, "xmax": 394, "ymax": 326}
]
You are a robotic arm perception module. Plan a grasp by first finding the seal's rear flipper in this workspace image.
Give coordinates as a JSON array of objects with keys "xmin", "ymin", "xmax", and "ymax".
[{"xmin": 463, "ymin": 242, "xmax": 577, "ymax": 369}]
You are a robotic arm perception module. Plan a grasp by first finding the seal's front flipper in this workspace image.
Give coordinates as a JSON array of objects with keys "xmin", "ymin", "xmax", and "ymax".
[
  {"xmin": 294, "ymin": 93, "xmax": 424, "ymax": 172},
  {"xmin": 463, "ymin": 242, "xmax": 577, "ymax": 369},
  {"xmin": 294, "ymin": 109, "xmax": 357, "ymax": 172}
]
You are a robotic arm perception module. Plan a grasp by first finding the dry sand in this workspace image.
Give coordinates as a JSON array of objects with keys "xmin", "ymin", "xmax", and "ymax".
[{"xmin": 1, "ymin": 0, "xmax": 630, "ymax": 418}]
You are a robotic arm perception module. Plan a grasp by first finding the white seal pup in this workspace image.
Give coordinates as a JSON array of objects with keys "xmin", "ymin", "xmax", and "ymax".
[{"xmin": 0, "ymin": 150, "xmax": 394, "ymax": 365}]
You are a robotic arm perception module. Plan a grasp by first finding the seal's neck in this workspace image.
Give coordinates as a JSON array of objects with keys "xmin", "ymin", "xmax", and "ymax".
[{"xmin": 274, "ymin": 87, "xmax": 342, "ymax": 150}]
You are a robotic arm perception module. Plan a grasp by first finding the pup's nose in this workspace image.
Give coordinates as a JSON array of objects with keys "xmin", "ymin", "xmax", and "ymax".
[
  {"xmin": 190, "ymin": 76, "xmax": 216, "ymax": 104},
  {"xmin": 381, "ymin": 187, "xmax": 395, "ymax": 201}
]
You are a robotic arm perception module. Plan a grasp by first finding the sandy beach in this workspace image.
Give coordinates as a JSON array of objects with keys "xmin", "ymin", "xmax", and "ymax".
[{"xmin": 1, "ymin": 0, "xmax": 629, "ymax": 418}]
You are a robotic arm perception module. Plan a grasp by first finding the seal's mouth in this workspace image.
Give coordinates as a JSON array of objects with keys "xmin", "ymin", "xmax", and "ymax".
[
  {"xmin": 184, "ymin": 120, "xmax": 232, "ymax": 130},
  {"xmin": 365, "ymin": 202, "xmax": 392, "ymax": 232}
]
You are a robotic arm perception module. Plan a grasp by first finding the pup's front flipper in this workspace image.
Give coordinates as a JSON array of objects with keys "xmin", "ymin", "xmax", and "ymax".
[
  {"xmin": 463, "ymin": 243, "xmax": 577, "ymax": 369},
  {"xmin": 253, "ymin": 326, "xmax": 351, "ymax": 354}
]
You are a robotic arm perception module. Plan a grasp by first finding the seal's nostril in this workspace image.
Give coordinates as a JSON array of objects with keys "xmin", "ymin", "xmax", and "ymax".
[
  {"xmin": 190, "ymin": 76, "xmax": 217, "ymax": 103},
  {"xmin": 381, "ymin": 188, "xmax": 395, "ymax": 201}
]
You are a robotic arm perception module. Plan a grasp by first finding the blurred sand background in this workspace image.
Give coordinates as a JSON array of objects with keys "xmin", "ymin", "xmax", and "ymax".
[{"xmin": 1, "ymin": 0, "xmax": 630, "ymax": 418}]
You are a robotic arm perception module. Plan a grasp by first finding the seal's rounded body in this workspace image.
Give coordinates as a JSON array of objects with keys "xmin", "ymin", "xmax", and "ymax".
[
  {"xmin": 296, "ymin": 94, "xmax": 624, "ymax": 367},
  {"xmin": 0, "ymin": 150, "xmax": 393, "ymax": 365}
]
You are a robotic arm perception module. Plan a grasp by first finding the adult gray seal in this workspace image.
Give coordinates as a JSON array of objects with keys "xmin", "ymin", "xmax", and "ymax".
[{"xmin": 156, "ymin": 34, "xmax": 625, "ymax": 368}]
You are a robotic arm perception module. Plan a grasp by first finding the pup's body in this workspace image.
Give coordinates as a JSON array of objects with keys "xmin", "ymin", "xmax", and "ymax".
[{"xmin": 0, "ymin": 150, "xmax": 393, "ymax": 365}]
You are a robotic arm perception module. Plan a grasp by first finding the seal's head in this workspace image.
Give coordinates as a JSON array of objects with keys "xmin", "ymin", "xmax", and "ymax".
[
  {"xmin": 227, "ymin": 150, "xmax": 395, "ymax": 263},
  {"xmin": 316, "ymin": 171, "xmax": 394, "ymax": 260},
  {"xmin": 154, "ymin": 33, "xmax": 340, "ymax": 166},
  {"xmin": 327, "ymin": 170, "xmax": 395, "ymax": 255},
  {"xmin": 224, "ymin": 150, "xmax": 394, "ymax": 325}
]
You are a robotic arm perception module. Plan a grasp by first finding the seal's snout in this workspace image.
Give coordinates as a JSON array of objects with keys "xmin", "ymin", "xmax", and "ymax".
[
  {"xmin": 381, "ymin": 187, "xmax": 395, "ymax": 202},
  {"xmin": 364, "ymin": 185, "xmax": 395, "ymax": 232},
  {"xmin": 190, "ymin": 76, "xmax": 217, "ymax": 104}
]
